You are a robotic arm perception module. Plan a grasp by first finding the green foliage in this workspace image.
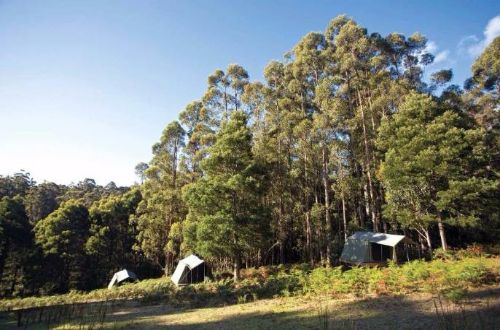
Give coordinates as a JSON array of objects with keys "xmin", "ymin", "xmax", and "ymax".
[
  {"xmin": 85, "ymin": 189, "xmax": 142, "ymax": 286},
  {"xmin": 35, "ymin": 200, "xmax": 89, "ymax": 258},
  {"xmin": 24, "ymin": 182, "xmax": 62, "ymax": 224},
  {"xmin": 378, "ymin": 92, "xmax": 497, "ymax": 249},
  {"xmin": 440, "ymin": 286, "xmax": 468, "ymax": 303},
  {"xmin": 433, "ymin": 248, "xmax": 456, "ymax": 261},
  {"xmin": 1, "ymin": 15, "xmax": 499, "ymax": 300},
  {"xmin": 0, "ymin": 196, "xmax": 34, "ymax": 296},
  {"xmin": 0, "ymin": 172, "xmax": 34, "ymax": 199},
  {"xmin": 465, "ymin": 36, "xmax": 499, "ymax": 130},
  {"xmin": 34, "ymin": 200, "xmax": 90, "ymax": 291},
  {"xmin": 2, "ymin": 255, "xmax": 496, "ymax": 313},
  {"xmin": 133, "ymin": 121, "xmax": 186, "ymax": 274},
  {"xmin": 303, "ymin": 266, "xmax": 342, "ymax": 294},
  {"xmin": 183, "ymin": 111, "xmax": 269, "ymax": 280}
]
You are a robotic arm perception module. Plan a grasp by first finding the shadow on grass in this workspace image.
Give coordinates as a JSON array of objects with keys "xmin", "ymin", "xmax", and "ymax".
[
  {"xmin": 107, "ymin": 287, "xmax": 500, "ymax": 330},
  {"xmin": 1, "ymin": 287, "xmax": 498, "ymax": 329}
]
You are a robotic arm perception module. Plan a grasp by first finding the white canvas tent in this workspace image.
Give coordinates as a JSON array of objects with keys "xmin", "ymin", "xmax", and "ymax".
[
  {"xmin": 171, "ymin": 254, "xmax": 206, "ymax": 286},
  {"xmin": 340, "ymin": 231, "xmax": 412, "ymax": 265},
  {"xmin": 108, "ymin": 269, "xmax": 138, "ymax": 289}
]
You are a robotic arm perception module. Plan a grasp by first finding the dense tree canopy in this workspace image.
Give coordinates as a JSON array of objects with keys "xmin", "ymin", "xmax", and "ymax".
[
  {"xmin": 0, "ymin": 15, "xmax": 498, "ymax": 296},
  {"xmin": 183, "ymin": 111, "xmax": 269, "ymax": 280},
  {"xmin": 378, "ymin": 93, "xmax": 498, "ymax": 250}
]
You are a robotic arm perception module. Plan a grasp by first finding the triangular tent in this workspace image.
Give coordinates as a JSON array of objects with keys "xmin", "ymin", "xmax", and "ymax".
[
  {"xmin": 108, "ymin": 269, "xmax": 138, "ymax": 289},
  {"xmin": 171, "ymin": 254, "xmax": 205, "ymax": 285}
]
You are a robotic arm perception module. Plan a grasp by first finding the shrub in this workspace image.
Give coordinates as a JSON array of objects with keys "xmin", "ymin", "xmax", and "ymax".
[
  {"xmin": 441, "ymin": 287, "xmax": 468, "ymax": 303},
  {"xmin": 448, "ymin": 261, "xmax": 488, "ymax": 285},
  {"xmin": 456, "ymin": 244, "xmax": 484, "ymax": 259},
  {"xmin": 340, "ymin": 267, "xmax": 370, "ymax": 296},
  {"xmin": 304, "ymin": 267, "xmax": 341, "ymax": 294},
  {"xmin": 433, "ymin": 248, "xmax": 456, "ymax": 261},
  {"xmin": 1, "ymin": 252, "xmax": 497, "ymax": 313}
]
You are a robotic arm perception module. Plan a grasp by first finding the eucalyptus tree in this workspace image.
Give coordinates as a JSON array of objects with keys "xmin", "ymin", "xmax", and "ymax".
[
  {"xmin": 24, "ymin": 182, "xmax": 63, "ymax": 224},
  {"xmin": 0, "ymin": 172, "xmax": 34, "ymax": 199},
  {"xmin": 133, "ymin": 121, "xmax": 186, "ymax": 275},
  {"xmin": 252, "ymin": 61, "xmax": 300, "ymax": 264},
  {"xmin": 183, "ymin": 111, "xmax": 269, "ymax": 281},
  {"xmin": 464, "ymin": 36, "xmax": 499, "ymax": 130},
  {"xmin": 202, "ymin": 64, "xmax": 249, "ymax": 123},
  {"xmin": 86, "ymin": 188, "xmax": 142, "ymax": 284},
  {"xmin": 179, "ymin": 100, "xmax": 216, "ymax": 181},
  {"xmin": 378, "ymin": 93, "xmax": 496, "ymax": 251},
  {"xmin": 323, "ymin": 16, "xmax": 384, "ymax": 232},
  {"xmin": 135, "ymin": 162, "xmax": 149, "ymax": 184},
  {"xmin": 62, "ymin": 178, "xmax": 106, "ymax": 208},
  {"xmin": 0, "ymin": 196, "xmax": 33, "ymax": 296},
  {"xmin": 291, "ymin": 31, "xmax": 344, "ymax": 263},
  {"xmin": 34, "ymin": 199, "xmax": 90, "ymax": 291}
]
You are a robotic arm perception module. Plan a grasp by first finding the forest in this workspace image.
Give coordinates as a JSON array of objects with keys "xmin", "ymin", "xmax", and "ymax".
[{"xmin": 0, "ymin": 15, "xmax": 498, "ymax": 298}]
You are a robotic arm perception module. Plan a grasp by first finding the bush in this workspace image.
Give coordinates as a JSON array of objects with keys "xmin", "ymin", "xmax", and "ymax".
[
  {"xmin": 304, "ymin": 267, "xmax": 341, "ymax": 294},
  {"xmin": 433, "ymin": 248, "xmax": 456, "ymax": 261},
  {"xmin": 1, "ymin": 252, "xmax": 497, "ymax": 312},
  {"xmin": 340, "ymin": 267, "xmax": 370, "ymax": 296},
  {"xmin": 441, "ymin": 287, "xmax": 468, "ymax": 303},
  {"xmin": 456, "ymin": 244, "xmax": 484, "ymax": 259}
]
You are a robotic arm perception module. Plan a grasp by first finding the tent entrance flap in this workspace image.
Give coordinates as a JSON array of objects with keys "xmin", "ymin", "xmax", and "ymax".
[{"xmin": 370, "ymin": 243, "xmax": 392, "ymax": 262}]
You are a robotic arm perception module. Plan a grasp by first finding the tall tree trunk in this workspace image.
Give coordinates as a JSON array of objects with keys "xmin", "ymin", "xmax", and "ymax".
[
  {"xmin": 437, "ymin": 217, "xmax": 448, "ymax": 251},
  {"xmin": 357, "ymin": 90, "xmax": 379, "ymax": 232},
  {"xmin": 303, "ymin": 147, "xmax": 314, "ymax": 264},
  {"xmin": 305, "ymin": 210, "xmax": 313, "ymax": 264},
  {"xmin": 164, "ymin": 257, "xmax": 170, "ymax": 276},
  {"xmin": 233, "ymin": 256, "xmax": 241, "ymax": 282},
  {"xmin": 277, "ymin": 136, "xmax": 286, "ymax": 265},
  {"xmin": 0, "ymin": 241, "xmax": 8, "ymax": 283},
  {"xmin": 357, "ymin": 202, "xmax": 365, "ymax": 227},
  {"xmin": 425, "ymin": 228, "xmax": 433, "ymax": 255},
  {"xmin": 342, "ymin": 193, "xmax": 348, "ymax": 240},
  {"xmin": 224, "ymin": 88, "xmax": 229, "ymax": 120},
  {"xmin": 279, "ymin": 197, "xmax": 285, "ymax": 264},
  {"xmin": 322, "ymin": 146, "xmax": 332, "ymax": 264},
  {"xmin": 363, "ymin": 183, "xmax": 371, "ymax": 226},
  {"xmin": 9, "ymin": 264, "xmax": 18, "ymax": 296}
]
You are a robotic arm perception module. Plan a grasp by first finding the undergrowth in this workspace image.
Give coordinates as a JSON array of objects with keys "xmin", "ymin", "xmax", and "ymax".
[{"xmin": 0, "ymin": 256, "xmax": 497, "ymax": 312}]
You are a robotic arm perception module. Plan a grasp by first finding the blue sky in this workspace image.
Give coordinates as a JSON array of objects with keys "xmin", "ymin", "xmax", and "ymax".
[{"xmin": 0, "ymin": 1, "xmax": 499, "ymax": 186}]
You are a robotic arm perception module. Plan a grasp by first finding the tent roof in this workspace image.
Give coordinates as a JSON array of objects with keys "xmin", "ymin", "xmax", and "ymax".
[
  {"xmin": 347, "ymin": 231, "xmax": 406, "ymax": 247},
  {"xmin": 108, "ymin": 269, "xmax": 137, "ymax": 289},
  {"xmin": 171, "ymin": 254, "xmax": 204, "ymax": 285},
  {"xmin": 179, "ymin": 254, "xmax": 204, "ymax": 269},
  {"xmin": 115, "ymin": 269, "xmax": 137, "ymax": 282}
]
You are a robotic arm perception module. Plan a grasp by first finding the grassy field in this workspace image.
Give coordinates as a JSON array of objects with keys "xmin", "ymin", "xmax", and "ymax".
[
  {"xmin": 0, "ymin": 254, "xmax": 498, "ymax": 329},
  {"xmin": 1, "ymin": 286, "xmax": 498, "ymax": 329}
]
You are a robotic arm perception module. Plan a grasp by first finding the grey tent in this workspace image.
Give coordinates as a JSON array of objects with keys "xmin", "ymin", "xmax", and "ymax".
[
  {"xmin": 171, "ymin": 254, "xmax": 206, "ymax": 286},
  {"xmin": 108, "ymin": 269, "xmax": 138, "ymax": 289},
  {"xmin": 340, "ymin": 231, "xmax": 413, "ymax": 265}
]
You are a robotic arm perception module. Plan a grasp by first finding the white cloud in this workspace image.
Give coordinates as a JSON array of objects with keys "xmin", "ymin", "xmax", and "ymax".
[
  {"xmin": 425, "ymin": 41, "xmax": 438, "ymax": 53},
  {"xmin": 422, "ymin": 40, "xmax": 450, "ymax": 66},
  {"xmin": 459, "ymin": 15, "xmax": 500, "ymax": 57},
  {"xmin": 484, "ymin": 15, "xmax": 500, "ymax": 44},
  {"xmin": 434, "ymin": 50, "xmax": 449, "ymax": 64}
]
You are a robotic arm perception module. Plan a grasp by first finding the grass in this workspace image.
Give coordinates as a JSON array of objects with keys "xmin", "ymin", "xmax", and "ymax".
[
  {"xmin": 4, "ymin": 287, "xmax": 496, "ymax": 329},
  {"xmin": 0, "ymin": 255, "xmax": 498, "ymax": 328}
]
